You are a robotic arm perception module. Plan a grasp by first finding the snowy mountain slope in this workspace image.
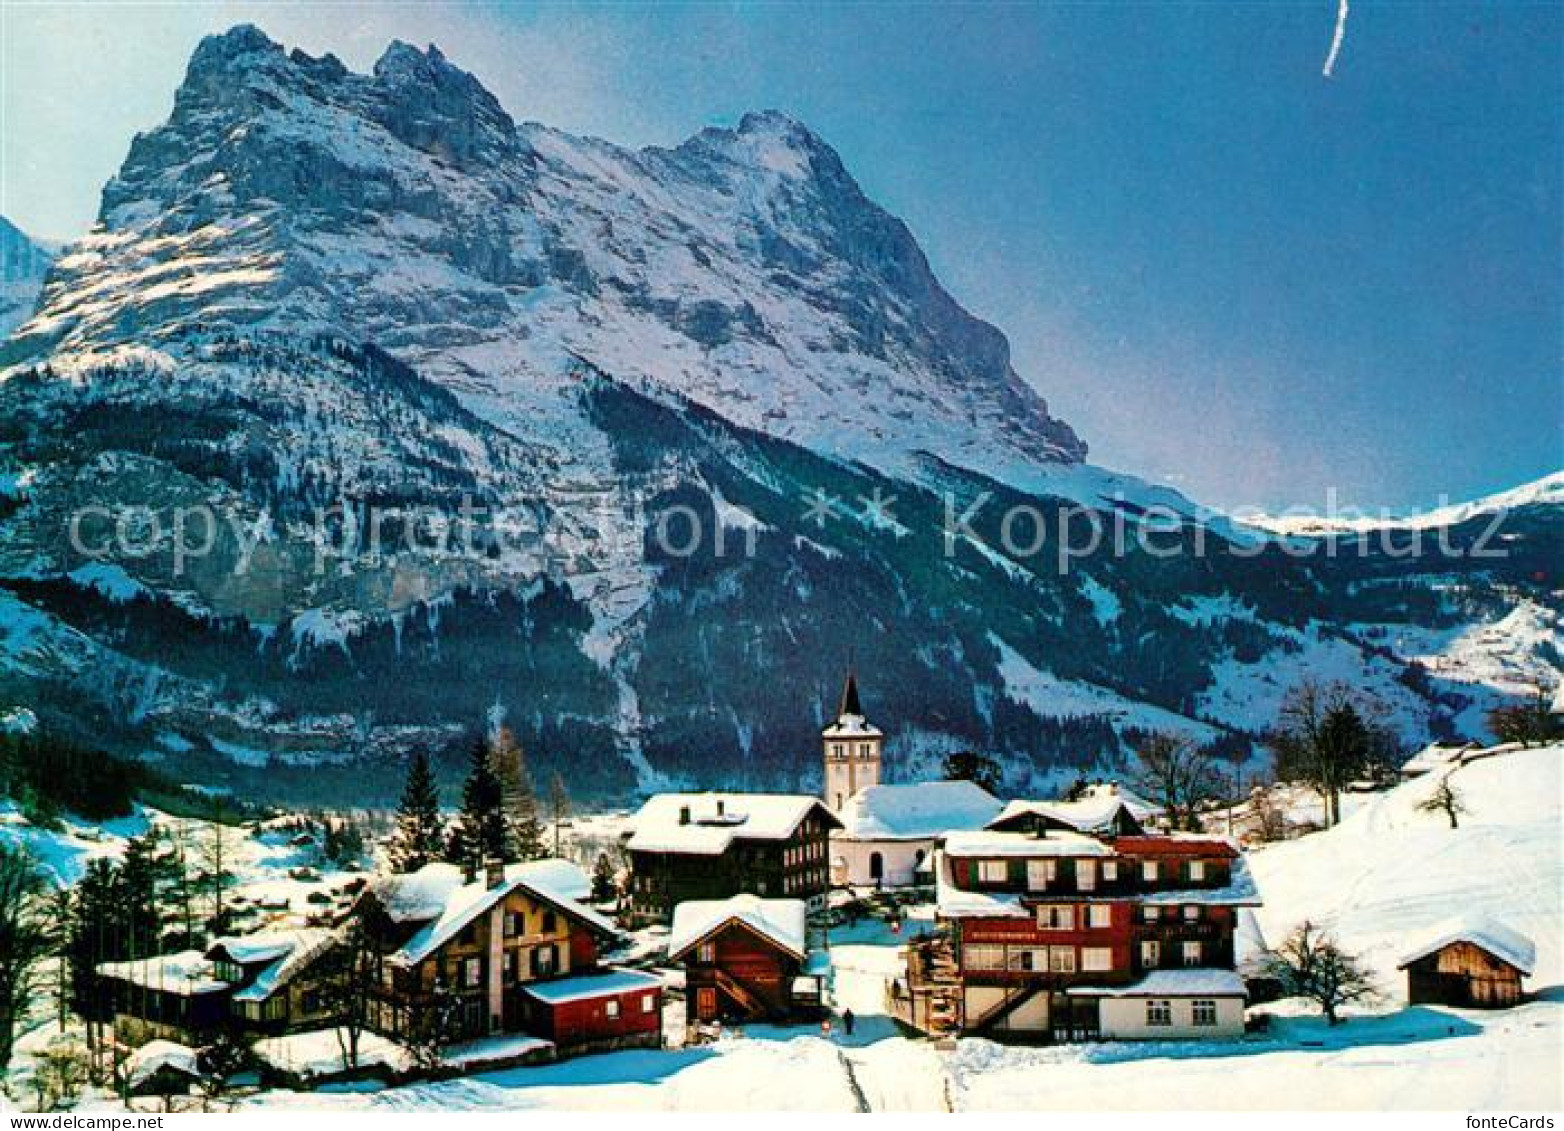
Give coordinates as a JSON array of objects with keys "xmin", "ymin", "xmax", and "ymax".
[
  {"xmin": 0, "ymin": 26, "xmax": 1557, "ymax": 800},
  {"xmin": 1240, "ymin": 471, "xmax": 1564, "ymax": 538},
  {"xmin": 0, "ymin": 216, "xmax": 55, "ymax": 338},
  {"xmin": 1249, "ymin": 743, "xmax": 1563, "ymax": 988}
]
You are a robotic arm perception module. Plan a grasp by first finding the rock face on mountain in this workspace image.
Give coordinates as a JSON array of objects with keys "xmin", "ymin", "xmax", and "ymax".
[
  {"xmin": 0, "ymin": 217, "xmax": 54, "ymax": 338},
  {"xmin": 0, "ymin": 27, "xmax": 1556, "ymax": 803}
]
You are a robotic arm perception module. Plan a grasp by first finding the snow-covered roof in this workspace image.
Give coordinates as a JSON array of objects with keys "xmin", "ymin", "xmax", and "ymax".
[
  {"xmin": 822, "ymin": 714, "xmax": 884, "ymax": 739},
  {"xmin": 626, "ymin": 793, "xmax": 839, "ymax": 855},
  {"xmin": 372, "ymin": 859, "xmax": 617, "ymax": 968},
  {"xmin": 667, "ymin": 894, "xmax": 808, "ymax": 961},
  {"xmin": 934, "ymin": 851, "xmax": 1027, "ymax": 920},
  {"xmin": 1078, "ymin": 782, "xmax": 1164, "ymax": 819},
  {"xmin": 1066, "ymin": 969, "xmax": 1247, "ymax": 998},
  {"xmin": 934, "ymin": 845, "xmax": 1261, "ymax": 917},
  {"xmin": 1400, "ymin": 740, "xmax": 1478, "ymax": 776},
  {"xmin": 1137, "ymin": 854, "xmax": 1261, "ymax": 908},
  {"xmin": 1397, "ymin": 915, "xmax": 1537, "ymax": 975},
  {"xmin": 216, "ymin": 929, "xmax": 337, "ymax": 1004},
  {"xmin": 127, "ymin": 1040, "xmax": 200, "ymax": 1090},
  {"xmin": 519, "ymin": 966, "xmax": 663, "ymax": 1005},
  {"xmin": 97, "ymin": 951, "xmax": 227, "ymax": 995},
  {"xmin": 207, "ymin": 934, "xmax": 297, "ymax": 966},
  {"xmin": 835, "ymin": 780, "xmax": 1003, "ymax": 842},
  {"xmin": 942, "ymin": 829, "xmax": 1116, "ymax": 858},
  {"xmin": 367, "ymin": 862, "xmax": 468, "ymax": 923},
  {"xmin": 989, "ymin": 794, "xmax": 1138, "ymax": 835}
]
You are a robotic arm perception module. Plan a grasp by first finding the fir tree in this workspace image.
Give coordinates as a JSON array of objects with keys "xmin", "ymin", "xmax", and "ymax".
[
  {"xmin": 590, "ymin": 852, "xmax": 617, "ymax": 904},
  {"xmin": 491, "ymin": 727, "xmax": 543, "ymax": 862},
  {"xmin": 118, "ymin": 830, "xmax": 163, "ymax": 959},
  {"xmin": 448, "ymin": 739, "xmax": 508, "ymax": 870},
  {"xmin": 389, "ymin": 752, "xmax": 445, "ymax": 873}
]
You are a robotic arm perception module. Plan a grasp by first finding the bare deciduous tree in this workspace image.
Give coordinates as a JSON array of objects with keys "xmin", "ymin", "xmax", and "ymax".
[
  {"xmin": 1129, "ymin": 733, "xmax": 1219, "ymax": 831},
  {"xmin": 1272, "ymin": 680, "xmax": 1395, "ymax": 826},
  {"xmin": 1417, "ymin": 774, "xmax": 1468, "ymax": 829},
  {"xmin": 1487, "ymin": 683, "xmax": 1562, "ymax": 748},
  {"xmin": 1263, "ymin": 920, "xmax": 1377, "ymax": 1025}
]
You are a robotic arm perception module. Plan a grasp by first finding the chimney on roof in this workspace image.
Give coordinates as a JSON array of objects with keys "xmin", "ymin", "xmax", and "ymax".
[
  {"xmin": 484, "ymin": 857, "xmax": 505, "ymax": 890},
  {"xmin": 679, "ymin": 805, "xmax": 691, "ymax": 826}
]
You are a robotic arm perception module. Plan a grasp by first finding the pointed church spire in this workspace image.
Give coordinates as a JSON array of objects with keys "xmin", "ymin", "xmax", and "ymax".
[{"xmin": 838, "ymin": 670, "xmax": 863, "ymax": 719}]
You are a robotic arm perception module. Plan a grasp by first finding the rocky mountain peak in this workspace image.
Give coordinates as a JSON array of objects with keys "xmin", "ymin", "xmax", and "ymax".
[{"xmin": 368, "ymin": 38, "xmax": 517, "ymax": 167}]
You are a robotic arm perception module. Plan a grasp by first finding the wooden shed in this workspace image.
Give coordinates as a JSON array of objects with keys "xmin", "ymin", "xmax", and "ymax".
[{"xmin": 1397, "ymin": 917, "xmax": 1535, "ymax": 1009}]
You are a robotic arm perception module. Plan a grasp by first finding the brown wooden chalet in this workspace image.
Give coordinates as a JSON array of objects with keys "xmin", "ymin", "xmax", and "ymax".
[
  {"xmin": 1397, "ymin": 917, "xmax": 1535, "ymax": 1009},
  {"xmin": 668, "ymin": 894, "xmax": 826, "ymax": 1028},
  {"xmin": 624, "ymin": 793, "xmax": 840, "ymax": 925},
  {"xmin": 354, "ymin": 858, "xmax": 662, "ymax": 1055},
  {"xmin": 95, "ymin": 929, "xmax": 341, "ymax": 1047},
  {"xmin": 888, "ymin": 797, "xmax": 1260, "ymax": 1043}
]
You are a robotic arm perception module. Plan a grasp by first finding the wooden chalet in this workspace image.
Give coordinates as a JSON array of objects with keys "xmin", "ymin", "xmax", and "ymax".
[
  {"xmin": 207, "ymin": 929, "xmax": 340, "ymax": 1035},
  {"xmin": 1398, "ymin": 917, "xmax": 1535, "ymax": 1009},
  {"xmin": 624, "ymin": 793, "xmax": 840, "ymax": 925},
  {"xmin": 355, "ymin": 858, "xmax": 662, "ymax": 1054},
  {"xmin": 668, "ymin": 894, "xmax": 827, "ymax": 1027},
  {"xmin": 94, "ymin": 929, "xmax": 340, "ymax": 1047},
  {"xmin": 888, "ymin": 800, "xmax": 1259, "ymax": 1042}
]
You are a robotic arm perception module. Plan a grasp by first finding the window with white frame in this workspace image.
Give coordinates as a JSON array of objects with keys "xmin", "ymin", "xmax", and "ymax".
[
  {"xmin": 1088, "ymin": 904, "xmax": 1112, "ymax": 929},
  {"xmin": 1050, "ymin": 947, "xmax": 1076, "ymax": 974},
  {"xmin": 978, "ymin": 860, "xmax": 1008, "ymax": 884},
  {"xmin": 1007, "ymin": 947, "xmax": 1046, "ymax": 972},
  {"xmin": 1037, "ymin": 904, "xmax": 1075, "ymax": 930},
  {"xmin": 463, "ymin": 957, "xmax": 482, "ymax": 988},
  {"xmin": 1192, "ymin": 999, "xmax": 1218, "ymax": 1026},
  {"xmin": 1181, "ymin": 941, "xmax": 1203, "ymax": 966},
  {"xmin": 1142, "ymin": 905, "xmax": 1161, "ymax": 923},
  {"xmin": 696, "ymin": 941, "xmax": 715, "ymax": 963},
  {"xmin": 963, "ymin": 944, "xmax": 1006, "ymax": 971},
  {"xmin": 1102, "ymin": 860, "xmax": 1118, "ymax": 882},
  {"xmin": 1188, "ymin": 860, "xmax": 1206, "ymax": 882},
  {"xmin": 606, "ymin": 999, "xmax": 621, "ymax": 1019},
  {"xmin": 1026, "ymin": 858, "xmax": 1057, "ymax": 890},
  {"xmin": 1182, "ymin": 904, "xmax": 1200, "ymax": 921},
  {"xmin": 642, "ymin": 993, "xmax": 657, "ymax": 1013},
  {"xmin": 1146, "ymin": 999, "xmax": 1172, "ymax": 1026},
  {"xmin": 1081, "ymin": 947, "xmax": 1113, "ymax": 972},
  {"xmin": 1140, "ymin": 940, "xmax": 1161, "ymax": 968},
  {"xmin": 1141, "ymin": 860, "xmax": 1159, "ymax": 883},
  {"xmin": 1076, "ymin": 859, "xmax": 1096, "ymax": 890}
]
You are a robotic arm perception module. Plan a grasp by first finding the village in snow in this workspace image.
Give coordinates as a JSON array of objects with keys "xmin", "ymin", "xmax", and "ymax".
[{"xmin": 0, "ymin": 672, "xmax": 1560, "ymax": 1113}]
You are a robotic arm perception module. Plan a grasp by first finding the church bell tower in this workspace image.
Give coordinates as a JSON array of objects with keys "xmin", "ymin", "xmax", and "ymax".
[{"xmin": 822, "ymin": 670, "xmax": 883, "ymax": 811}]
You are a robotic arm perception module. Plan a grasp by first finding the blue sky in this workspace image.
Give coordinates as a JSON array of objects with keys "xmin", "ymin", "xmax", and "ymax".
[{"xmin": 1, "ymin": 2, "xmax": 1558, "ymax": 512}]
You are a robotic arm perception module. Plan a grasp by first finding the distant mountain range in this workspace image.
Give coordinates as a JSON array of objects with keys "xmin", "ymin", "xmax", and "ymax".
[{"xmin": 0, "ymin": 26, "xmax": 1557, "ymax": 804}]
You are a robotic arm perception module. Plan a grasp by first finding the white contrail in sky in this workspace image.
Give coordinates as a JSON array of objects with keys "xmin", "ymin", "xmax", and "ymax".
[{"xmin": 1323, "ymin": 0, "xmax": 1350, "ymax": 77}]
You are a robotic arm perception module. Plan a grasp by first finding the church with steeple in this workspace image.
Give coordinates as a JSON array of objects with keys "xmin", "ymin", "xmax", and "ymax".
[{"xmin": 822, "ymin": 671, "xmax": 883, "ymax": 811}]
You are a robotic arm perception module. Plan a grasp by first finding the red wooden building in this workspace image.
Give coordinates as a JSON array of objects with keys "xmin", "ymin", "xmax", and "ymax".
[
  {"xmin": 519, "ymin": 968, "xmax": 665, "ymax": 1051},
  {"xmin": 890, "ymin": 800, "xmax": 1259, "ymax": 1042},
  {"xmin": 668, "ymin": 894, "xmax": 825, "ymax": 1026}
]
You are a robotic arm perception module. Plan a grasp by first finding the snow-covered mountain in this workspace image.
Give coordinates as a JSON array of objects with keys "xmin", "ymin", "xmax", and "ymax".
[
  {"xmin": 1238, "ymin": 472, "xmax": 1564, "ymax": 538},
  {"xmin": 4, "ymin": 26, "xmax": 1082, "ymax": 488},
  {"xmin": 0, "ymin": 26, "xmax": 1557, "ymax": 802},
  {"xmin": 0, "ymin": 216, "xmax": 55, "ymax": 338}
]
